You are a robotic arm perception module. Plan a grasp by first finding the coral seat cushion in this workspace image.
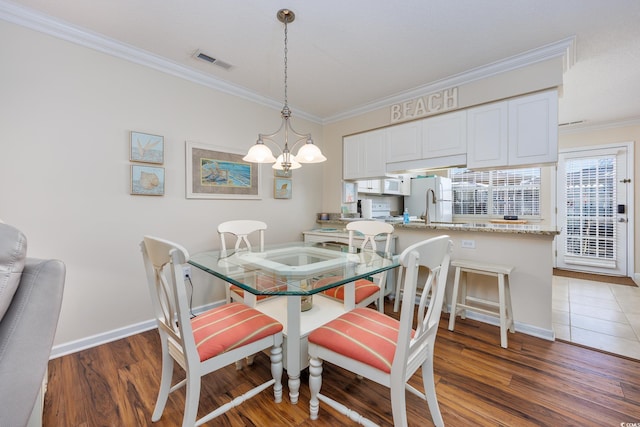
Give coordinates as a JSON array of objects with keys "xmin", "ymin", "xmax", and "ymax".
[
  {"xmin": 314, "ymin": 276, "xmax": 379, "ymax": 303},
  {"xmin": 192, "ymin": 302, "xmax": 283, "ymax": 361},
  {"xmin": 308, "ymin": 308, "xmax": 414, "ymax": 373}
]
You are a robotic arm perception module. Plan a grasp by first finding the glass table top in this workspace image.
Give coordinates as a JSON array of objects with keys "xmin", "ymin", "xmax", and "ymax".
[{"xmin": 188, "ymin": 241, "xmax": 398, "ymax": 296}]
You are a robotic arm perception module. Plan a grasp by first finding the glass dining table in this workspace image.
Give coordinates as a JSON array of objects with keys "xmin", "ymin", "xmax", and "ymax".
[{"xmin": 188, "ymin": 241, "xmax": 399, "ymax": 404}]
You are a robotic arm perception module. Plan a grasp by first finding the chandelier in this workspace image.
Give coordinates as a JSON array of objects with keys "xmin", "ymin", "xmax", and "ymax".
[{"xmin": 243, "ymin": 8, "xmax": 326, "ymax": 174}]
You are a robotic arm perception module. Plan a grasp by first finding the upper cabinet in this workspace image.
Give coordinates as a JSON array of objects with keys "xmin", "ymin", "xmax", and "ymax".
[
  {"xmin": 422, "ymin": 110, "xmax": 467, "ymax": 158},
  {"xmin": 343, "ymin": 128, "xmax": 387, "ymax": 180},
  {"xmin": 385, "ymin": 120, "xmax": 422, "ymax": 163},
  {"xmin": 467, "ymin": 90, "xmax": 558, "ymax": 169},
  {"xmin": 466, "ymin": 102, "xmax": 509, "ymax": 169},
  {"xmin": 507, "ymin": 90, "xmax": 559, "ymax": 166}
]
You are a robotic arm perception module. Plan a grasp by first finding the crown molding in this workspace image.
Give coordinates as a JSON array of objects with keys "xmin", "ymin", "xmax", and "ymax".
[
  {"xmin": 324, "ymin": 36, "xmax": 575, "ymax": 124},
  {"xmin": 0, "ymin": 0, "xmax": 322, "ymax": 124}
]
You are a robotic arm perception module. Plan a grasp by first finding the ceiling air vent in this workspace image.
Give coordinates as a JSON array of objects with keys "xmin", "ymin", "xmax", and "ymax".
[{"xmin": 192, "ymin": 50, "xmax": 233, "ymax": 70}]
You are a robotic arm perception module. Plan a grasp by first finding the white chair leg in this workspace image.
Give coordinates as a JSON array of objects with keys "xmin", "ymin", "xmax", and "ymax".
[
  {"xmin": 308, "ymin": 357, "xmax": 323, "ymax": 420},
  {"xmin": 182, "ymin": 374, "xmax": 201, "ymax": 427},
  {"xmin": 270, "ymin": 345, "xmax": 283, "ymax": 403},
  {"xmin": 422, "ymin": 354, "xmax": 444, "ymax": 427},
  {"xmin": 152, "ymin": 336, "xmax": 174, "ymax": 421},
  {"xmin": 390, "ymin": 378, "xmax": 408, "ymax": 427}
]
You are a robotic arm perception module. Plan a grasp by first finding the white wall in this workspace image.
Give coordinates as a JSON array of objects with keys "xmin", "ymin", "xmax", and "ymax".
[{"xmin": 0, "ymin": 21, "xmax": 324, "ymax": 348}]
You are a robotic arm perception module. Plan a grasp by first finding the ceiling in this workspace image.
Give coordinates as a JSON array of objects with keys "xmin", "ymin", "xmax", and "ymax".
[{"xmin": 2, "ymin": 0, "xmax": 640, "ymax": 127}]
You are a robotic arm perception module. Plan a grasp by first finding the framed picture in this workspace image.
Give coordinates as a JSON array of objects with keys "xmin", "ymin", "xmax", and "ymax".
[
  {"xmin": 131, "ymin": 165, "xmax": 164, "ymax": 196},
  {"xmin": 130, "ymin": 131, "xmax": 164, "ymax": 164},
  {"xmin": 186, "ymin": 141, "xmax": 261, "ymax": 199},
  {"xmin": 274, "ymin": 177, "xmax": 292, "ymax": 199},
  {"xmin": 343, "ymin": 182, "xmax": 357, "ymax": 203},
  {"xmin": 274, "ymin": 169, "xmax": 291, "ymax": 178}
]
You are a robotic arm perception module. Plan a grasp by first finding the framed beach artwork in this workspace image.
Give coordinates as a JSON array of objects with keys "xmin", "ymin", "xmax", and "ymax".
[
  {"xmin": 185, "ymin": 141, "xmax": 261, "ymax": 199},
  {"xmin": 274, "ymin": 178, "xmax": 292, "ymax": 199},
  {"xmin": 130, "ymin": 131, "xmax": 164, "ymax": 164},
  {"xmin": 131, "ymin": 165, "xmax": 165, "ymax": 196}
]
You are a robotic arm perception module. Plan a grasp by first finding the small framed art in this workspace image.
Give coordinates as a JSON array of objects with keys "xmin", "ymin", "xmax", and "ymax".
[
  {"xmin": 131, "ymin": 165, "xmax": 165, "ymax": 196},
  {"xmin": 130, "ymin": 131, "xmax": 164, "ymax": 164},
  {"xmin": 274, "ymin": 177, "xmax": 292, "ymax": 199}
]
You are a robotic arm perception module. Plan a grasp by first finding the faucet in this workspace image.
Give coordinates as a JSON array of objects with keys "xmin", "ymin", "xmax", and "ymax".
[{"xmin": 425, "ymin": 188, "xmax": 437, "ymax": 224}]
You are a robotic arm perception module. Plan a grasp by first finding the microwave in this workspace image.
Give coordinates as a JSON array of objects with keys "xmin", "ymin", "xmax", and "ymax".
[{"xmin": 383, "ymin": 178, "xmax": 405, "ymax": 195}]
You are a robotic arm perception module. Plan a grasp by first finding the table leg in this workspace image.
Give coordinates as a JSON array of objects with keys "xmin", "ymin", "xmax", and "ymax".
[{"xmin": 286, "ymin": 295, "xmax": 301, "ymax": 404}]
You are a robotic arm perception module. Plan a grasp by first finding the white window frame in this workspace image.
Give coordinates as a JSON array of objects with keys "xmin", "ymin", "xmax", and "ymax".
[{"xmin": 450, "ymin": 167, "xmax": 541, "ymax": 220}]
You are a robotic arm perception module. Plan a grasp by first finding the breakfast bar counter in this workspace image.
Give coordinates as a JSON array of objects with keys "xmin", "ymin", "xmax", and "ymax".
[{"xmin": 316, "ymin": 219, "xmax": 560, "ymax": 342}]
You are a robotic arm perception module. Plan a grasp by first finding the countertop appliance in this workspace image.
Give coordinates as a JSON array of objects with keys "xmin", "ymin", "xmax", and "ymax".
[{"xmin": 404, "ymin": 176, "xmax": 453, "ymax": 223}]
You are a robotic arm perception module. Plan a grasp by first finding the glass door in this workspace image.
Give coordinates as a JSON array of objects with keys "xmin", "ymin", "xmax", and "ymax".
[{"xmin": 556, "ymin": 145, "xmax": 632, "ymax": 276}]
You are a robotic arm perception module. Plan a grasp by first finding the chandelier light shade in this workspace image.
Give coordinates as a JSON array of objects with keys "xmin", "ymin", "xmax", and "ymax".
[{"xmin": 243, "ymin": 8, "xmax": 326, "ymax": 173}]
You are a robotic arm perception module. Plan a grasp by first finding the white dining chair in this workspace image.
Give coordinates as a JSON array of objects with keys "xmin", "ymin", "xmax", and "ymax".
[
  {"xmin": 217, "ymin": 220, "xmax": 273, "ymax": 304},
  {"xmin": 141, "ymin": 236, "xmax": 284, "ymax": 427},
  {"xmin": 308, "ymin": 235, "xmax": 452, "ymax": 427},
  {"xmin": 313, "ymin": 221, "xmax": 394, "ymax": 312}
]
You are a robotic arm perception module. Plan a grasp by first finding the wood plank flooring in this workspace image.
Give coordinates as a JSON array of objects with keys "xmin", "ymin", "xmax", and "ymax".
[{"xmin": 43, "ymin": 303, "xmax": 640, "ymax": 426}]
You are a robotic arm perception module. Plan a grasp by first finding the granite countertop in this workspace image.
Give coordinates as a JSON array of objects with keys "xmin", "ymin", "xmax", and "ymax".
[{"xmin": 316, "ymin": 219, "xmax": 560, "ymax": 236}]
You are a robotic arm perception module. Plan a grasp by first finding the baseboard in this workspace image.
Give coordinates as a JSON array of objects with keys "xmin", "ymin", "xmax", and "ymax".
[
  {"xmin": 50, "ymin": 299, "xmax": 225, "ymax": 359},
  {"xmin": 635, "ymin": 273, "xmax": 640, "ymax": 286},
  {"xmin": 453, "ymin": 310, "xmax": 556, "ymax": 341}
]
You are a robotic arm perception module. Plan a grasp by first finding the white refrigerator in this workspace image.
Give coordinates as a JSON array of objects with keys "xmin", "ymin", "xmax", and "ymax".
[{"xmin": 404, "ymin": 176, "xmax": 453, "ymax": 223}]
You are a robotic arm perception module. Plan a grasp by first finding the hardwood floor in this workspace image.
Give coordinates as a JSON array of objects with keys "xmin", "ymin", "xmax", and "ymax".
[{"xmin": 44, "ymin": 303, "xmax": 640, "ymax": 426}]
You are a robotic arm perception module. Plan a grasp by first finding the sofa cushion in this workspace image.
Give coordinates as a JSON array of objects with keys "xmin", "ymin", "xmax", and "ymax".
[{"xmin": 0, "ymin": 224, "xmax": 27, "ymax": 321}]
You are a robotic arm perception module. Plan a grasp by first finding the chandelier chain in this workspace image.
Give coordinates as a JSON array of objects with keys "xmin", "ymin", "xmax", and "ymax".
[{"xmin": 283, "ymin": 19, "xmax": 288, "ymax": 108}]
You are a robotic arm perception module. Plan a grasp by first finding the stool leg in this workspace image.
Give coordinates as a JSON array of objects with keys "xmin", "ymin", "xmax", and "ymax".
[
  {"xmin": 460, "ymin": 270, "xmax": 467, "ymax": 320},
  {"xmin": 498, "ymin": 273, "xmax": 508, "ymax": 348},
  {"xmin": 505, "ymin": 275, "xmax": 515, "ymax": 333},
  {"xmin": 448, "ymin": 267, "xmax": 462, "ymax": 331}
]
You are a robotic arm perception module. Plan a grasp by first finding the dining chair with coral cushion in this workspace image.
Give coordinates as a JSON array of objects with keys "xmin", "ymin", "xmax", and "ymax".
[
  {"xmin": 217, "ymin": 220, "xmax": 283, "ymax": 304},
  {"xmin": 314, "ymin": 220, "xmax": 394, "ymax": 312},
  {"xmin": 141, "ymin": 236, "xmax": 284, "ymax": 427},
  {"xmin": 308, "ymin": 235, "xmax": 452, "ymax": 427}
]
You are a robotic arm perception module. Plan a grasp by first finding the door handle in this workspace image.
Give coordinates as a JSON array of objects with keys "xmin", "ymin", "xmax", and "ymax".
[{"xmin": 618, "ymin": 218, "xmax": 628, "ymax": 223}]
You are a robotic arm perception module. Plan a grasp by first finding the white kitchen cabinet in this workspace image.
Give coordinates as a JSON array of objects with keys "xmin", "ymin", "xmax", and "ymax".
[
  {"xmin": 508, "ymin": 90, "xmax": 558, "ymax": 166},
  {"xmin": 385, "ymin": 120, "xmax": 422, "ymax": 163},
  {"xmin": 422, "ymin": 110, "xmax": 467, "ymax": 158},
  {"xmin": 467, "ymin": 101, "xmax": 509, "ymax": 169},
  {"xmin": 343, "ymin": 129, "xmax": 387, "ymax": 180},
  {"xmin": 467, "ymin": 90, "xmax": 558, "ymax": 169},
  {"xmin": 357, "ymin": 179, "xmax": 382, "ymax": 194}
]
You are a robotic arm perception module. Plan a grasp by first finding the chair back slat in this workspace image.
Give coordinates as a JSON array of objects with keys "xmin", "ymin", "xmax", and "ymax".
[
  {"xmin": 346, "ymin": 220, "xmax": 394, "ymax": 255},
  {"xmin": 218, "ymin": 220, "xmax": 267, "ymax": 253}
]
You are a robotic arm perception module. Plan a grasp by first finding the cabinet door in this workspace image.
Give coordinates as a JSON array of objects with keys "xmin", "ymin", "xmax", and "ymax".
[
  {"xmin": 343, "ymin": 134, "xmax": 364, "ymax": 180},
  {"xmin": 508, "ymin": 90, "xmax": 558, "ymax": 166},
  {"xmin": 343, "ymin": 130, "xmax": 386, "ymax": 180},
  {"xmin": 422, "ymin": 110, "xmax": 467, "ymax": 158},
  {"xmin": 386, "ymin": 121, "xmax": 422, "ymax": 163},
  {"xmin": 467, "ymin": 101, "xmax": 508, "ymax": 169},
  {"xmin": 362, "ymin": 129, "xmax": 387, "ymax": 178},
  {"xmin": 357, "ymin": 179, "xmax": 381, "ymax": 194}
]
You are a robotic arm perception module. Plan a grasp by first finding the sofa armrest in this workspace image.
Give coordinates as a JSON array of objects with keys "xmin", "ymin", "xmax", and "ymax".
[{"xmin": 0, "ymin": 258, "xmax": 65, "ymax": 427}]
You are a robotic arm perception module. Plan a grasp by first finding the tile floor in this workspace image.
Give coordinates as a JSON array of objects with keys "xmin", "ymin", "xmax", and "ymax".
[{"xmin": 552, "ymin": 275, "xmax": 640, "ymax": 360}]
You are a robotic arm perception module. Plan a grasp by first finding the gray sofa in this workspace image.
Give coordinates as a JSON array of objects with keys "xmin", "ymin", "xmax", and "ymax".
[{"xmin": 0, "ymin": 223, "xmax": 65, "ymax": 427}]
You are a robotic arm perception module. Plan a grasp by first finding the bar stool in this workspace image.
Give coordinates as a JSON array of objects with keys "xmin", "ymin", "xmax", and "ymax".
[{"xmin": 448, "ymin": 259, "xmax": 514, "ymax": 348}]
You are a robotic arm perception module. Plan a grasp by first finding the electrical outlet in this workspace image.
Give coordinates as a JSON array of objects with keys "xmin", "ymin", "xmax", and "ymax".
[
  {"xmin": 182, "ymin": 265, "xmax": 191, "ymax": 278},
  {"xmin": 461, "ymin": 240, "xmax": 476, "ymax": 249}
]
